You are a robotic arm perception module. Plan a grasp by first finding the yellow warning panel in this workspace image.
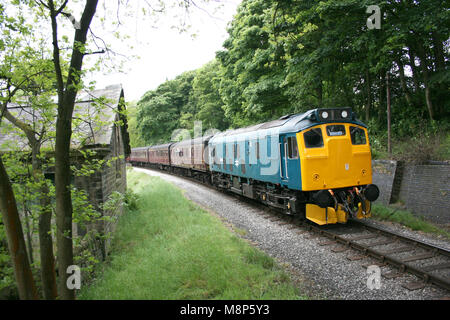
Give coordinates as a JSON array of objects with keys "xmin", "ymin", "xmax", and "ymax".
[{"xmin": 306, "ymin": 204, "xmax": 350, "ymax": 225}]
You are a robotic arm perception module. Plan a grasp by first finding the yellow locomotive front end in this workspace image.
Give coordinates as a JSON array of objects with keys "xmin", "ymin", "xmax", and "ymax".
[{"xmin": 296, "ymin": 109, "xmax": 379, "ymax": 225}]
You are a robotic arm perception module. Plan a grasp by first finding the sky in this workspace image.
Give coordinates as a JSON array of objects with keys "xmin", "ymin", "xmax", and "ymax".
[{"xmin": 92, "ymin": 0, "xmax": 242, "ymax": 102}]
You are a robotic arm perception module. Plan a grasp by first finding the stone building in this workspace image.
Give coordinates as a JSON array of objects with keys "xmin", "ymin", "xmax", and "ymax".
[{"xmin": 0, "ymin": 84, "xmax": 131, "ymax": 259}]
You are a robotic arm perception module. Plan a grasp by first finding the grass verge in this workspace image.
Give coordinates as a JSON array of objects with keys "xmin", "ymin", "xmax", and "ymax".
[
  {"xmin": 371, "ymin": 203, "xmax": 450, "ymax": 239},
  {"xmin": 79, "ymin": 169, "xmax": 304, "ymax": 300}
]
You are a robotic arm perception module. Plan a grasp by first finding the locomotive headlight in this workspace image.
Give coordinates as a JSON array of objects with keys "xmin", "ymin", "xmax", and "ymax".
[
  {"xmin": 321, "ymin": 111, "xmax": 329, "ymax": 119},
  {"xmin": 341, "ymin": 110, "xmax": 348, "ymax": 118}
]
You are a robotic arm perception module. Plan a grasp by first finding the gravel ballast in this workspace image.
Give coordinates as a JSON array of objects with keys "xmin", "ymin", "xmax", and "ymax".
[{"xmin": 133, "ymin": 167, "xmax": 449, "ymax": 300}]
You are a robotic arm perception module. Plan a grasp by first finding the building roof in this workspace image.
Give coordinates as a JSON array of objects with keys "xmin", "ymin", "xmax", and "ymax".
[{"xmin": 0, "ymin": 84, "xmax": 129, "ymax": 154}]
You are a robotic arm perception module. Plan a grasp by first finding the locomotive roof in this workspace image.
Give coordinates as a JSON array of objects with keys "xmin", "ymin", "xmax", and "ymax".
[{"xmin": 210, "ymin": 108, "xmax": 366, "ymax": 142}]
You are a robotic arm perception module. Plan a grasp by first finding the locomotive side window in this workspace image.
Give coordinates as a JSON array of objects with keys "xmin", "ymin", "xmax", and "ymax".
[
  {"xmin": 350, "ymin": 126, "xmax": 367, "ymax": 145},
  {"xmin": 326, "ymin": 125, "xmax": 346, "ymax": 136},
  {"xmin": 256, "ymin": 141, "xmax": 260, "ymax": 160},
  {"xmin": 304, "ymin": 128, "xmax": 324, "ymax": 148},
  {"xmin": 211, "ymin": 147, "xmax": 216, "ymax": 165},
  {"xmin": 287, "ymin": 137, "xmax": 299, "ymax": 159}
]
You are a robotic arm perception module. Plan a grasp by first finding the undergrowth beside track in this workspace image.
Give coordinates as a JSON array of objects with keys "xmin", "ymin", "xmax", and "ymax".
[
  {"xmin": 79, "ymin": 169, "xmax": 304, "ymax": 300},
  {"xmin": 371, "ymin": 204, "xmax": 450, "ymax": 239}
]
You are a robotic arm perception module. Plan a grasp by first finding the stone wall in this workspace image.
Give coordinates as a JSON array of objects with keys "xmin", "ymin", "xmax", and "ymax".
[
  {"xmin": 372, "ymin": 160, "xmax": 450, "ymax": 224},
  {"xmin": 371, "ymin": 160, "xmax": 398, "ymax": 205},
  {"xmin": 101, "ymin": 122, "xmax": 127, "ymax": 255},
  {"xmin": 72, "ymin": 123, "xmax": 127, "ymax": 260}
]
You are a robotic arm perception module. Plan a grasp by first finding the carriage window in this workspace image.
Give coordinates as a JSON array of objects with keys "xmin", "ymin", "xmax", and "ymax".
[
  {"xmin": 287, "ymin": 137, "xmax": 299, "ymax": 159},
  {"xmin": 304, "ymin": 128, "xmax": 324, "ymax": 148},
  {"xmin": 326, "ymin": 125, "xmax": 346, "ymax": 136},
  {"xmin": 234, "ymin": 143, "xmax": 240, "ymax": 158},
  {"xmin": 350, "ymin": 126, "xmax": 367, "ymax": 145}
]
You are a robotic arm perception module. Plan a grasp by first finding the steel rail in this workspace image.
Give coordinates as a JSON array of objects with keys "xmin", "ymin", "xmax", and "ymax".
[{"xmin": 296, "ymin": 220, "xmax": 450, "ymax": 292}]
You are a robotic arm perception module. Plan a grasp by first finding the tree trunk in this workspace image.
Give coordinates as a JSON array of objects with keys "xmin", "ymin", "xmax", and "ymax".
[
  {"xmin": 386, "ymin": 72, "xmax": 392, "ymax": 156},
  {"xmin": 416, "ymin": 44, "xmax": 434, "ymax": 120},
  {"xmin": 50, "ymin": 0, "xmax": 99, "ymax": 300},
  {"xmin": 407, "ymin": 47, "xmax": 421, "ymax": 93},
  {"xmin": 396, "ymin": 58, "xmax": 412, "ymax": 106},
  {"xmin": 0, "ymin": 156, "xmax": 39, "ymax": 300},
  {"xmin": 31, "ymin": 145, "xmax": 57, "ymax": 300},
  {"xmin": 378, "ymin": 71, "xmax": 386, "ymax": 123},
  {"xmin": 22, "ymin": 206, "xmax": 33, "ymax": 265},
  {"xmin": 4, "ymin": 105, "xmax": 58, "ymax": 299},
  {"xmin": 365, "ymin": 70, "xmax": 371, "ymax": 122},
  {"xmin": 431, "ymin": 32, "xmax": 446, "ymax": 117},
  {"xmin": 316, "ymin": 81, "xmax": 323, "ymax": 108}
]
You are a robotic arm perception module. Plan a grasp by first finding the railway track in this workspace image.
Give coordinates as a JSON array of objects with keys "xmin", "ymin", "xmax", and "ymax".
[
  {"xmin": 133, "ymin": 165, "xmax": 450, "ymax": 294},
  {"xmin": 296, "ymin": 218, "xmax": 450, "ymax": 292},
  {"xmin": 247, "ymin": 202, "xmax": 450, "ymax": 293},
  {"xmin": 250, "ymin": 208, "xmax": 450, "ymax": 293}
]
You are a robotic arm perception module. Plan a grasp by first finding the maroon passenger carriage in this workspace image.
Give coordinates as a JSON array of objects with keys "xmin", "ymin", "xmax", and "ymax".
[
  {"xmin": 170, "ymin": 136, "xmax": 212, "ymax": 182},
  {"xmin": 148, "ymin": 143, "xmax": 172, "ymax": 169},
  {"xmin": 128, "ymin": 146, "xmax": 149, "ymax": 164}
]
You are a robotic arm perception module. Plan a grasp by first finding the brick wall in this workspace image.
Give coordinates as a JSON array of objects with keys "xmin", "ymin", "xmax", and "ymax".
[{"xmin": 372, "ymin": 160, "xmax": 450, "ymax": 224}]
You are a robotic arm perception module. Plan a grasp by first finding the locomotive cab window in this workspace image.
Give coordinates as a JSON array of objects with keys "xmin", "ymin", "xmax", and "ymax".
[
  {"xmin": 304, "ymin": 128, "xmax": 324, "ymax": 148},
  {"xmin": 350, "ymin": 126, "xmax": 367, "ymax": 145},
  {"xmin": 287, "ymin": 137, "xmax": 299, "ymax": 159},
  {"xmin": 326, "ymin": 125, "xmax": 346, "ymax": 136}
]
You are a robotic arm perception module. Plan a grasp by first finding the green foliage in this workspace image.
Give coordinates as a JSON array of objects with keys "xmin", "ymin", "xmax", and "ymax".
[
  {"xmin": 126, "ymin": 102, "xmax": 147, "ymax": 148},
  {"xmin": 123, "ymin": 188, "xmax": 140, "ymax": 212},
  {"xmin": 136, "ymin": 64, "xmax": 230, "ymax": 145},
  {"xmin": 0, "ymin": 214, "xmax": 14, "ymax": 292},
  {"xmin": 133, "ymin": 0, "xmax": 449, "ymax": 162},
  {"xmin": 136, "ymin": 71, "xmax": 196, "ymax": 145},
  {"xmin": 372, "ymin": 204, "xmax": 450, "ymax": 238}
]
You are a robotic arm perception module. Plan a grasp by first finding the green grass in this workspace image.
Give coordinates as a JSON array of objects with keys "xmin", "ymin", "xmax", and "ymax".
[
  {"xmin": 371, "ymin": 204, "xmax": 450, "ymax": 239},
  {"xmin": 79, "ymin": 169, "xmax": 304, "ymax": 300}
]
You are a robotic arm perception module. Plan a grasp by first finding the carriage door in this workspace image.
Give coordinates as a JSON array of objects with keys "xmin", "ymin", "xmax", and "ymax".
[{"xmin": 279, "ymin": 135, "xmax": 288, "ymax": 181}]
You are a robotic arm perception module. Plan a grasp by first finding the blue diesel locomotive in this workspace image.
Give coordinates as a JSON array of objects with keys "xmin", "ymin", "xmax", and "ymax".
[{"xmin": 129, "ymin": 108, "xmax": 380, "ymax": 225}]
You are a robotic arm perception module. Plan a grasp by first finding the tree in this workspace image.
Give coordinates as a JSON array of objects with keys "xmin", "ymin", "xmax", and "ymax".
[
  {"xmin": 191, "ymin": 60, "xmax": 229, "ymax": 131},
  {"xmin": 137, "ymin": 71, "xmax": 196, "ymax": 144},
  {"xmin": 36, "ymin": 0, "xmax": 99, "ymax": 300},
  {"xmin": 0, "ymin": 3, "xmax": 40, "ymax": 300}
]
